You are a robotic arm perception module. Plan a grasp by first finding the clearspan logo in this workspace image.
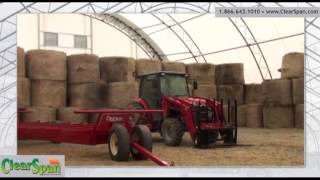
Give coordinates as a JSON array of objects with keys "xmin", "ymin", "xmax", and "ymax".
[{"xmin": 1, "ymin": 157, "xmax": 61, "ymax": 176}]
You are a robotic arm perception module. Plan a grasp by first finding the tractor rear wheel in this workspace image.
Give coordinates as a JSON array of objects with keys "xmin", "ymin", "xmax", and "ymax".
[
  {"xmin": 108, "ymin": 125, "xmax": 130, "ymax": 161},
  {"xmin": 131, "ymin": 125, "xmax": 153, "ymax": 160},
  {"xmin": 161, "ymin": 118, "xmax": 184, "ymax": 146}
]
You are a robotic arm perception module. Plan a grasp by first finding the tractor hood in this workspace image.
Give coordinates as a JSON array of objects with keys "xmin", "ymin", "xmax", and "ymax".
[{"xmin": 163, "ymin": 96, "xmax": 214, "ymax": 107}]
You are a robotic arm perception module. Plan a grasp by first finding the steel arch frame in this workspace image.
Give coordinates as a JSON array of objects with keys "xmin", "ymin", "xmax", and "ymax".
[
  {"xmin": 86, "ymin": 13, "xmax": 167, "ymax": 61},
  {"xmin": 151, "ymin": 14, "xmax": 206, "ymax": 63}
]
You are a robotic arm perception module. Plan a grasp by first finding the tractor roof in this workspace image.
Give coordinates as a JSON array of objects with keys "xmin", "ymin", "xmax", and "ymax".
[{"xmin": 137, "ymin": 71, "xmax": 187, "ymax": 77}]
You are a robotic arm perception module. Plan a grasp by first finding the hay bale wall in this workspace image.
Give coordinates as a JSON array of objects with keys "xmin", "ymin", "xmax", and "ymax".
[
  {"xmin": 17, "ymin": 78, "xmax": 30, "ymax": 108},
  {"xmin": 105, "ymin": 82, "xmax": 138, "ymax": 108},
  {"xmin": 21, "ymin": 107, "xmax": 56, "ymax": 123},
  {"xmin": 57, "ymin": 107, "xmax": 88, "ymax": 124},
  {"xmin": 217, "ymin": 84, "xmax": 244, "ymax": 105},
  {"xmin": 263, "ymin": 105, "xmax": 294, "ymax": 128},
  {"xmin": 192, "ymin": 84, "xmax": 217, "ymax": 97},
  {"xmin": 135, "ymin": 59, "xmax": 162, "ymax": 76},
  {"xmin": 17, "ymin": 47, "xmax": 26, "ymax": 77},
  {"xmin": 262, "ymin": 79, "xmax": 292, "ymax": 105},
  {"xmin": 279, "ymin": 52, "xmax": 304, "ymax": 79},
  {"xmin": 67, "ymin": 54, "xmax": 100, "ymax": 83},
  {"xmin": 237, "ymin": 105, "xmax": 247, "ymax": 127},
  {"xmin": 223, "ymin": 105, "xmax": 235, "ymax": 125},
  {"xmin": 292, "ymin": 78, "xmax": 304, "ymax": 104},
  {"xmin": 222, "ymin": 104, "xmax": 246, "ymax": 126},
  {"xmin": 26, "ymin": 49, "xmax": 67, "ymax": 80},
  {"xmin": 246, "ymin": 104, "xmax": 263, "ymax": 128},
  {"xmin": 244, "ymin": 84, "xmax": 263, "ymax": 104},
  {"xmin": 215, "ymin": 63, "xmax": 244, "ymax": 85},
  {"xmin": 68, "ymin": 81, "xmax": 107, "ymax": 108},
  {"xmin": 162, "ymin": 62, "xmax": 186, "ymax": 73},
  {"xmin": 31, "ymin": 80, "xmax": 66, "ymax": 108},
  {"xmin": 294, "ymin": 104, "xmax": 304, "ymax": 129},
  {"xmin": 100, "ymin": 57, "xmax": 135, "ymax": 82},
  {"xmin": 186, "ymin": 63, "xmax": 215, "ymax": 84}
]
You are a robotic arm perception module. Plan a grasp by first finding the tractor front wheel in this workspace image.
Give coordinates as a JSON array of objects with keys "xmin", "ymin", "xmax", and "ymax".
[
  {"xmin": 108, "ymin": 125, "xmax": 130, "ymax": 161},
  {"xmin": 220, "ymin": 129, "xmax": 236, "ymax": 144},
  {"xmin": 131, "ymin": 125, "xmax": 153, "ymax": 160},
  {"xmin": 161, "ymin": 118, "xmax": 184, "ymax": 146}
]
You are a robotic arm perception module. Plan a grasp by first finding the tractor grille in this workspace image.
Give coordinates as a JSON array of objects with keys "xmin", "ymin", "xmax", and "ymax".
[{"xmin": 193, "ymin": 105, "xmax": 214, "ymax": 127}]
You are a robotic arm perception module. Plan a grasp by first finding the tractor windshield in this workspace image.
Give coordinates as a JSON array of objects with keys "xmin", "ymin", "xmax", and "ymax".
[{"xmin": 160, "ymin": 74, "xmax": 189, "ymax": 97}]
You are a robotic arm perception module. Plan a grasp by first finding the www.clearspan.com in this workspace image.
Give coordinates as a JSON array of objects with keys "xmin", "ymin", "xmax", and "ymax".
[
  {"xmin": 1, "ymin": 158, "xmax": 61, "ymax": 176},
  {"xmin": 266, "ymin": 9, "xmax": 319, "ymax": 15}
]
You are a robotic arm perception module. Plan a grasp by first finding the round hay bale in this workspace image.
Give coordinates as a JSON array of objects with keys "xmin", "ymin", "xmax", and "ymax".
[
  {"xmin": 186, "ymin": 63, "xmax": 215, "ymax": 84},
  {"xmin": 31, "ymin": 80, "xmax": 66, "ymax": 108},
  {"xmin": 279, "ymin": 52, "xmax": 304, "ymax": 79},
  {"xmin": 215, "ymin": 63, "xmax": 244, "ymax": 85},
  {"xmin": 105, "ymin": 82, "xmax": 139, "ymax": 108},
  {"xmin": 67, "ymin": 54, "xmax": 100, "ymax": 83},
  {"xmin": 292, "ymin": 78, "xmax": 304, "ymax": 104},
  {"xmin": 100, "ymin": 56, "xmax": 135, "ymax": 82},
  {"xmin": 57, "ymin": 107, "xmax": 88, "ymax": 124},
  {"xmin": 26, "ymin": 49, "xmax": 67, "ymax": 80},
  {"xmin": 21, "ymin": 107, "xmax": 56, "ymax": 123},
  {"xmin": 263, "ymin": 105, "xmax": 294, "ymax": 128},
  {"xmin": 223, "ymin": 105, "xmax": 235, "ymax": 125},
  {"xmin": 17, "ymin": 47, "xmax": 26, "ymax": 77},
  {"xmin": 244, "ymin": 84, "xmax": 263, "ymax": 104},
  {"xmin": 135, "ymin": 59, "xmax": 162, "ymax": 76},
  {"xmin": 68, "ymin": 81, "xmax": 107, "ymax": 108},
  {"xmin": 17, "ymin": 77, "xmax": 30, "ymax": 108},
  {"xmin": 162, "ymin": 62, "xmax": 186, "ymax": 73},
  {"xmin": 294, "ymin": 104, "xmax": 304, "ymax": 129},
  {"xmin": 222, "ymin": 104, "xmax": 246, "ymax": 126},
  {"xmin": 237, "ymin": 105, "xmax": 247, "ymax": 127},
  {"xmin": 262, "ymin": 79, "xmax": 292, "ymax": 106},
  {"xmin": 192, "ymin": 84, "xmax": 217, "ymax": 98},
  {"xmin": 246, "ymin": 104, "xmax": 263, "ymax": 128},
  {"xmin": 217, "ymin": 84, "xmax": 244, "ymax": 105}
]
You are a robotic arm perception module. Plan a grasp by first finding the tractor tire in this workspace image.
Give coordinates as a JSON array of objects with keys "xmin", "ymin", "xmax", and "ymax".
[
  {"xmin": 193, "ymin": 130, "xmax": 219, "ymax": 148},
  {"xmin": 108, "ymin": 125, "xmax": 130, "ymax": 161},
  {"xmin": 131, "ymin": 125, "xmax": 153, "ymax": 160},
  {"xmin": 161, "ymin": 118, "xmax": 184, "ymax": 146},
  {"xmin": 220, "ymin": 129, "xmax": 236, "ymax": 144}
]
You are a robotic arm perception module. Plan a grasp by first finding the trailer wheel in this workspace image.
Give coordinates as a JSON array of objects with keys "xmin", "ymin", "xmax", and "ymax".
[
  {"xmin": 131, "ymin": 125, "xmax": 153, "ymax": 160},
  {"xmin": 108, "ymin": 125, "xmax": 130, "ymax": 161},
  {"xmin": 161, "ymin": 118, "xmax": 184, "ymax": 146}
]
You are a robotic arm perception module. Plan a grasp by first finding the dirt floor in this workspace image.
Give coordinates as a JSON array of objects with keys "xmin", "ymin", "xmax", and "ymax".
[{"xmin": 18, "ymin": 128, "xmax": 304, "ymax": 166}]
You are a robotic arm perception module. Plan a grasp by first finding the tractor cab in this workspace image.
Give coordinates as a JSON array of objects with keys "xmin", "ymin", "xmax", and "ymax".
[{"xmin": 138, "ymin": 71, "xmax": 196, "ymax": 109}]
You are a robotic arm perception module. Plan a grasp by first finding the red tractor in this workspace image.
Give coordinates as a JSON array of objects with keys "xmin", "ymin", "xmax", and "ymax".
[{"xmin": 133, "ymin": 71, "xmax": 238, "ymax": 148}]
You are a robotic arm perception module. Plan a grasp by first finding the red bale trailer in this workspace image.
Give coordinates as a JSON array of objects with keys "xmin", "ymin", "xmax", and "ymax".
[{"xmin": 18, "ymin": 108, "xmax": 173, "ymax": 166}]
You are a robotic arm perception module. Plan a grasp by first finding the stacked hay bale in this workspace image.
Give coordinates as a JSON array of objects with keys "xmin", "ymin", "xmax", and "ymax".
[
  {"xmin": 162, "ymin": 61, "xmax": 186, "ymax": 73},
  {"xmin": 21, "ymin": 49, "xmax": 67, "ymax": 123},
  {"xmin": 17, "ymin": 47, "xmax": 30, "ymax": 110},
  {"xmin": 244, "ymin": 84, "xmax": 264, "ymax": 128},
  {"xmin": 100, "ymin": 57, "xmax": 138, "ymax": 109},
  {"xmin": 65, "ymin": 54, "xmax": 104, "ymax": 124},
  {"xmin": 279, "ymin": 52, "xmax": 304, "ymax": 129},
  {"xmin": 135, "ymin": 58, "xmax": 162, "ymax": 76},
  {"xmin": 186, "ymin": 63, "xmax": 216, "ymax": 97},
  {"xmin": 262, "ymin": 79, "xmax": 294, "ymax": 128},
  {"xmin": 215, "ymin": 63, "xmax": 245, "ymax": 126}
]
